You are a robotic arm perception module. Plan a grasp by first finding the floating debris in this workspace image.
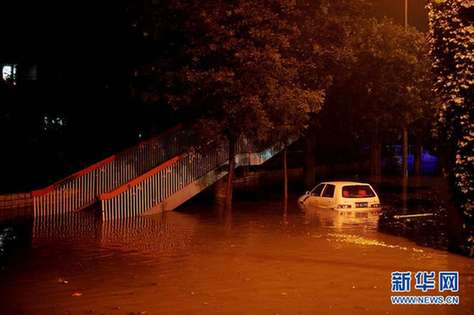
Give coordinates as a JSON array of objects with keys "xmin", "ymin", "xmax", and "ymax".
[{"xmin": 393, "ymin": 213, "xmax": 434, "ymax": 219}]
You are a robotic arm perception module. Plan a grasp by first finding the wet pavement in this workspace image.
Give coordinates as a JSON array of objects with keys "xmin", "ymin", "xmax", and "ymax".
[{"xmin": 0, "ymin": 177, "xmax": 473, "ymax": 314}]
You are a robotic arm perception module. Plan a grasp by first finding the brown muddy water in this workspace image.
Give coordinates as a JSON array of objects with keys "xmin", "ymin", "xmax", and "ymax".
[{"xmin": 0, "ymin": 177, "xmax": 473, "ymax": 315}]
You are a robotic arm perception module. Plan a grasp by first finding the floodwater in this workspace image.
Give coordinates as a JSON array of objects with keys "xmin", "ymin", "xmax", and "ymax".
[{"xmin": 0, "ymin": 178, "xmax": 473, "ymax": 314}]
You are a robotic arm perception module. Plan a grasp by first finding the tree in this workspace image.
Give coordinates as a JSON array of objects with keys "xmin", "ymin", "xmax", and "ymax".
[
  {"xmin": 428, "ymin": 0, "xmax": 474, "ymax": 256},
  {"xmin": 132, "ymin": 0, "xmax": 326, "ymax": 210},
  {"xmin": 296, "ymin": 0, "xmax": 372, "ymax": 189},
  {"xmin": 319, "ymin": 18, "xmax": 433, "ymax": 181}
]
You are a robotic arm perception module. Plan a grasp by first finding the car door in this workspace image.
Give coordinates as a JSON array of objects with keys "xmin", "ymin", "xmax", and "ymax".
[
  {"xmin": 320, "ymin": 184, "xmax": 336, "ymax": 208},
  {"xmin": 306, "ymin": 184, "xmax": 325, "ymax": 207}
]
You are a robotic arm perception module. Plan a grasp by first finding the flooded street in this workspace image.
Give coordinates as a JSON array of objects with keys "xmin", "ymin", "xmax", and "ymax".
[{"xmin": 1, "ymin": 178, "xmax": 473, "ymax": 315}]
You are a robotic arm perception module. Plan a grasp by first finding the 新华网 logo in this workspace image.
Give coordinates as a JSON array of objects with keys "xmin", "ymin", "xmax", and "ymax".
[{"xmin": 390, "ymin": 271, "xmax": 460, "ymax": 305}]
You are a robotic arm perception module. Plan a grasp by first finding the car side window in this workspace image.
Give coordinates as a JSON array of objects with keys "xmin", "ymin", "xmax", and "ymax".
[
  {"xmin": 311, "ymin": 184, "xmax": 325, "ymax": 196},
  {"xmin": 322, "ymin": 184, "xmax": 335, "ymax": 198}
]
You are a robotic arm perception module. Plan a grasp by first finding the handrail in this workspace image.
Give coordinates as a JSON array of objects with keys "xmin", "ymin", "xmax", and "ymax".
[
  {"xmin": 31, "ymin": 156, "xmax": 115, "ymax": 197},
  {"xmin": 98, "ymin": 136, "xmax": 296, "ymax": 220},
  {"xmin": 32, "ymin": 124, "xmax": 190, "ymax": 217},
  {"xmin": 99, "ymin": 144, "xmax": 229, "ymax": 220},
  {"xmin": 99, "ymin": 155, "xmax": 183, "ymax": 200},
  {"xmin": 32, "ymin": 124, "xmax": 182, "ymax": 197},
  {"xmin": 115, "ymin": 124, "xmax": 183, "ymax": 159},
  {"xmin": 99, "ymin": 137, "xmax": 284, "ymax": 202}
]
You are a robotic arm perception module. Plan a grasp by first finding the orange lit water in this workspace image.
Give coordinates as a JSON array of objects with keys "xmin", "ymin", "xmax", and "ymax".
[{"xmin": 0, "ymin": 195, "xmax": 473, "ymax": 314}]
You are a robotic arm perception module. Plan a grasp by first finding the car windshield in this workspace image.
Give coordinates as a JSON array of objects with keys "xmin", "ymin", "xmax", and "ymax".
[
  {"xmin": 311, "ymin": 184, "xmax": 325, "ymax": 196},
  {"xmin": 342, "ymin": 185, "xmax": 375, "ymax": 198}
]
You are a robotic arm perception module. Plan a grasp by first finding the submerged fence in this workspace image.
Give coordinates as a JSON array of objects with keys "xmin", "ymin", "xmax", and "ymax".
[
  {"xmin": 99, "ymin": 145, "xmax": 229, "ymax": 220},
  {"xmin": 32, "ymin": 126, "xmax": 190, "ymax": 217}
]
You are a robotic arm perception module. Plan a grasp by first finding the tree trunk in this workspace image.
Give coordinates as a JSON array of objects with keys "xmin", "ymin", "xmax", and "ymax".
[
  {"xmin": 402, "ymin": 126, "xmax": 409, "ymax": 178},
  {"xmin": 304, "ymin": 135, "xmax": 316, "ymax": 190},
  {"xmin": 283, "ymin": 147, "xmax": 288, "ymax": 215},
  {"xmin": 370, "ymin": 143, "xmax": 382, "ymax": 178},
  {"xmin": 401, "ymin": 126, "xmax": 409, "ymax": 211},
  {"xmin": 402, "ymin": 176, "xmax": 408, "ymax": 211},
  {"xmin": 414, "ymin": 142, "xmax": 423, "ymax": 177},
  {"xmin": 225, "ymin": 136, "xmax": 236, "ymax": 211},
  {"xmin": 213, "ymin": 177, "xmax": 227, "ymax": 206},
  {"xmin": 370, "ymin": 120, "xmax": 382, "ymax": 184}
]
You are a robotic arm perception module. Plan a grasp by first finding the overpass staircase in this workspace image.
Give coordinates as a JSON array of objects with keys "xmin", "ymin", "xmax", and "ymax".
[{"xmin": 32, "ymin": 126, "xmax": 289, "ymax": 220}]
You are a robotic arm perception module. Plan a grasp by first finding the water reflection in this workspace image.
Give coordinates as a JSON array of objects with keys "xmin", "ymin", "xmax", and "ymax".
[
  {"xmin": 100, "ymin": 212, "xmax": 197, "ymax": 254},
  {"xmin": 33, "ymin": 212, "xmax": 100, "ymax": 243},
  {"xmin": 32, "ymin": 211, "xmax": 198, "ymax": 255},
  {"xmin": 300, "ymin": 204, "xmax": 379, "ymax": 230}
]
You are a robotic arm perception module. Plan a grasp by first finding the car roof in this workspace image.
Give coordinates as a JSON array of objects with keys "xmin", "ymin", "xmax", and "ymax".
[{"xmin": 319, "ymin": 181, "xmax": 372, "ymax": 186}]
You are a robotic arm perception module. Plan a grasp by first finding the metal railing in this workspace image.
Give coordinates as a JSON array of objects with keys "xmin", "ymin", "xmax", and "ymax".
[
  {"xmin": 100, "ymin": 144, "xmax": 229, "ymax": 220},
  {"xmin": 32, "ymin": 126, "xmax": 190, "ymax": 217},
  {"xmin": 98, "ymin": 137, "xmax": 296, "ymax": 220}
]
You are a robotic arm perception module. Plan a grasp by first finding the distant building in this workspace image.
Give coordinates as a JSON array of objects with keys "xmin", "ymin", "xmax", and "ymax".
[{"xmin": 0, "ymin": 59, "xmax": 38, "ymax": 86}]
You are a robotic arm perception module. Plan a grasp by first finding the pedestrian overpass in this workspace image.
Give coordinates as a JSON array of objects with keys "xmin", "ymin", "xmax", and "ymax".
[{"xmin": 32, "ymin": 126, "xmax": 288, "ymax": 220}]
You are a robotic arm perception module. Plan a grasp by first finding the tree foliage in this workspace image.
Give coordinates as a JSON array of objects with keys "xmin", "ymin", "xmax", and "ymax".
[
  {"xmin": 266, "ymin": 0, "xmax": 370, "ymax": 145},
  {"xmin": 428, "ymin": 0, "xmax": 474, "ymax": 252},
  {"xmin": 165, "ymin": 1, "xmax": 329, "ymax": 146},
  {"xmin": 343, "ymin": 19, "xmax": 430, "ymax": 134},
  {"xmin": 313, "ymin": 18, "xmax": 434, "ymax": 173},
  {"xmin": 129, "ymin": 0, "xmax": 372, "ymax": 146}
]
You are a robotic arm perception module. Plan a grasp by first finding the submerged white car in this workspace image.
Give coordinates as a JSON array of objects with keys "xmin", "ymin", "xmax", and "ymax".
[{"xmin": 299, "ymin": 181, "xmax": 381, "ymax": 219}]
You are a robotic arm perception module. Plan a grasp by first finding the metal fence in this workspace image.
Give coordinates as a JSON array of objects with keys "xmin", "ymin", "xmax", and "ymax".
[
  {"xmin": 100, "ymin": 145, "xmax": 229, "ymax": 220},
  {"xmin": 32, "ymin": 126, "xmax": 190, "ymax": 217}
]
